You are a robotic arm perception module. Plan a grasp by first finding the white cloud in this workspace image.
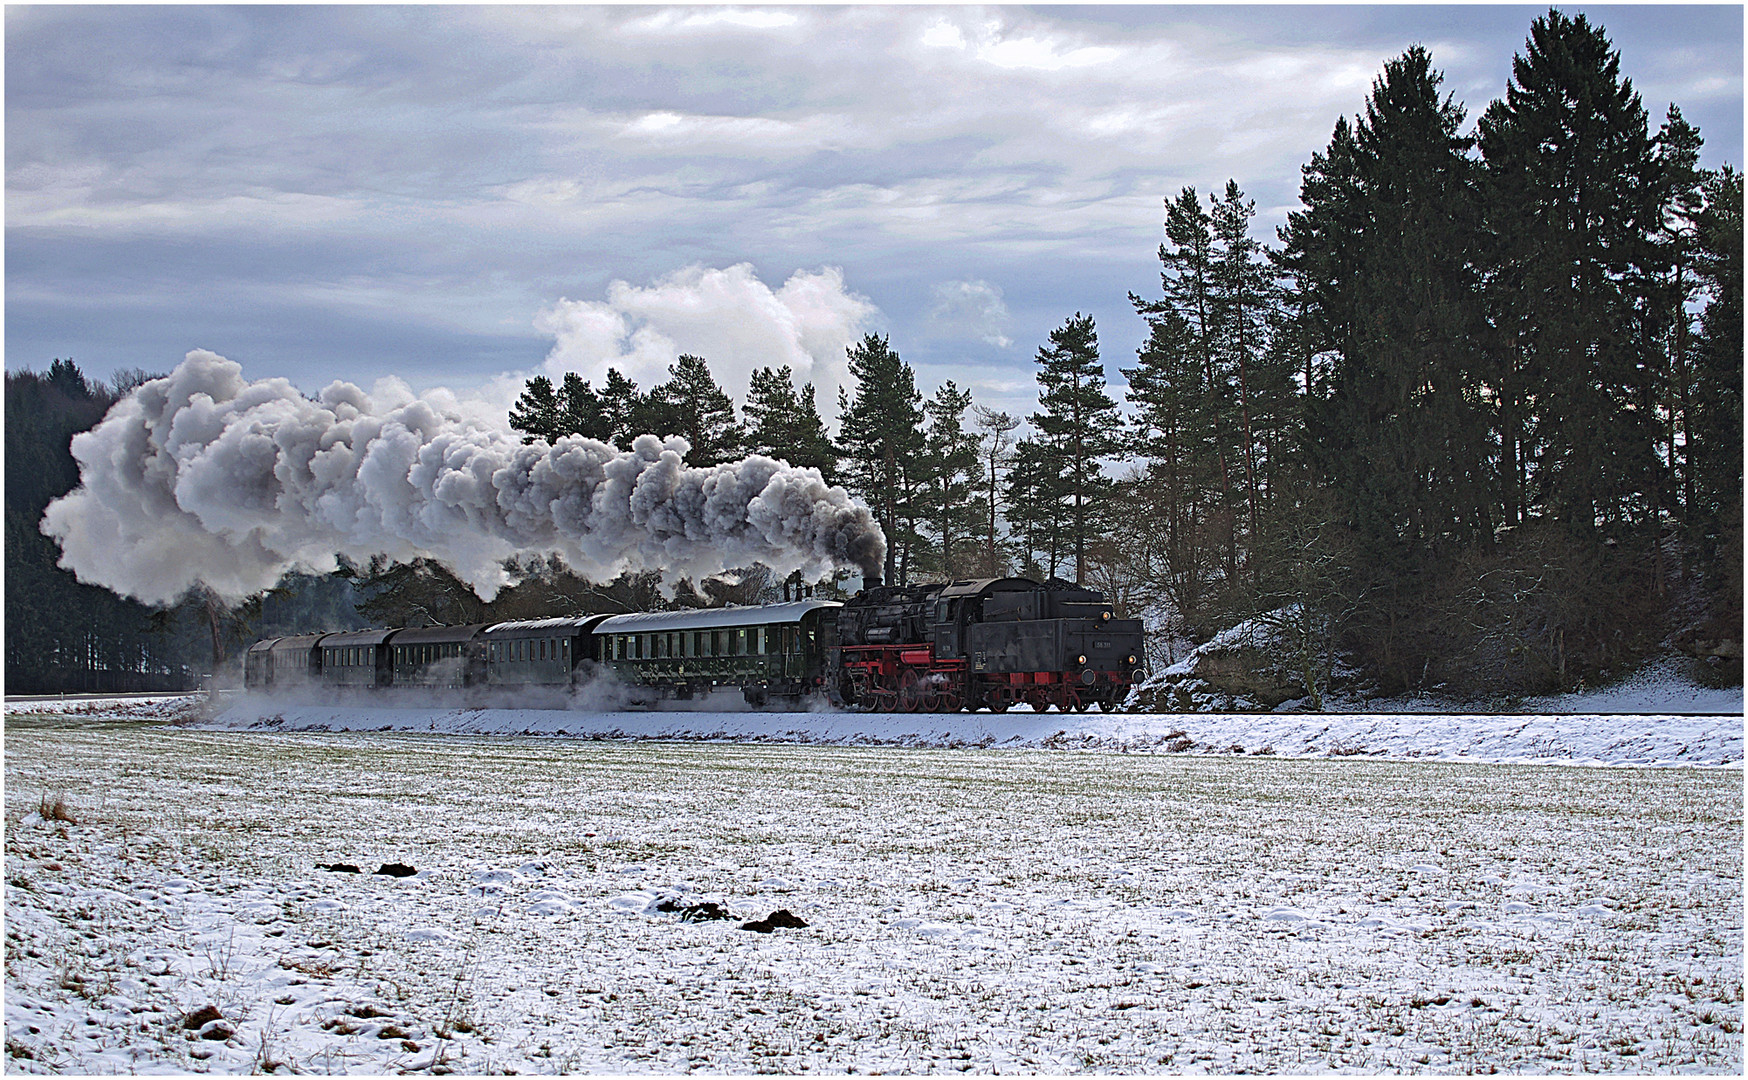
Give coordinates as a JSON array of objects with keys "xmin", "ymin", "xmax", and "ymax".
[
  {"xmin": 977, "ymin": 35, "xmax": 1121, "ymax": 72},
  {"xmin": 920, "ymin": 20, "xmax": 966, "ymax": 51},
  {"xmin": 927, "ymin": 280, "xmax": 1013, "ymax": 348},
  {"xmin": 626, "ymin": 7, "xmax": 801, "ymax": 34},
  {"xmin": 535, "ymin": 263, "xmax": 879, "ymax": 415}
]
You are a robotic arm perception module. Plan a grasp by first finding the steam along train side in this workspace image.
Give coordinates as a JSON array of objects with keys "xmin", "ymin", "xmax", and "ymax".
[{"xmin": 244, "ymin": 576, "xmax": 1146, "ymax": 713}]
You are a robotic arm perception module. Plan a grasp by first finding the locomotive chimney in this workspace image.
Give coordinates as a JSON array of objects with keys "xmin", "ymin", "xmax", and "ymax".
[{"xmin": 864, "ymin": 573, "xmax": 882, "ymax": 591}]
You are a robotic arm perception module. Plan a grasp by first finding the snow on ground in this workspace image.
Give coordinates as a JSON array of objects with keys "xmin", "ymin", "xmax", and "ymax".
[
  {"xmin": 172, "ymin": 684, "xmax": 1742, "ymax": 766},
  {"xmin": 1517, "ymin": 656, "xmax": 1745, "ymax": 715},
  {"xmin": 4, "ymin": 711, "xmax": 1742, "ymax": 1074}
]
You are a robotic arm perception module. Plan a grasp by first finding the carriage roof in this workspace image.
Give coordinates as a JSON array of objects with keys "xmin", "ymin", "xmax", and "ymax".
[{"xmin": 593, "ymin": 599, "xmax": 840, "ymax": 635}]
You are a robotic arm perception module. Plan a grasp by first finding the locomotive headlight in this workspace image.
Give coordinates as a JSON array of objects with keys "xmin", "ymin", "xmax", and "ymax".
[
  {"xmin": 1076, "ymin": 654, "xmax": 1087, "ymax": 666},
  {"xmin": 1127, "ymin": 654, "xmax": 1137, "ymax": 665},
  {"xmin": 1100, "ymin": 611, "xmax": 1111, "ymax": 621}
]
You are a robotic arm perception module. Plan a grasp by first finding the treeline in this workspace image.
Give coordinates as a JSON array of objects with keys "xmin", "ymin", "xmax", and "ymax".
[
  {"xmin": 5, "ymin": 362, "xmax": 210, "ymax": 692},
  {"xmin": 1141, "ymin": 14, "xmax": 1741, "ymax": 699},
  {"xmin": 498, "ymin": 11, "xmax": 1742, "ymax": 698}
]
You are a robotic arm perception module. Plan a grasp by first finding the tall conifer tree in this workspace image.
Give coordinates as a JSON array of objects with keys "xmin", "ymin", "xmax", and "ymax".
[
  {"xmin": 1478, "ymin": 9, "xmax": 1666, "ymax": 533},
  {"xmin": 631, "ymin": 354, "xmax": 746, "ymax": 466},
  {"xmin": 1285, "ymin": 46, "xmax": 1492, "ymax": 552},
  {"xmin": 837, "ymin": 334, "xmax": 924, "ymax": 584},
  {"xmin": 1028, "ymin": 313, "xmax": 1121, "ymax": 583},
  {"xmin": 918, "ymin": 381, "xmax": 982, "ymax": 579},
  {"xmin": 745, "ymin": 365, "xmax": 837, "ymax": 480}
]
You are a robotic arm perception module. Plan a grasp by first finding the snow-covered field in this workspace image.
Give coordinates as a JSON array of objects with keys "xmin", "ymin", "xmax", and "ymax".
[{"xmin": 4, "ymin": 704, "xmax": 1742, "ymax": 1073}]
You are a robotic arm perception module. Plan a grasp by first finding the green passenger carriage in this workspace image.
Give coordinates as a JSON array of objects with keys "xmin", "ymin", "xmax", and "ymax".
[{"xmin": 592, "ymin": 599, "xmax": 840, "ymax": 706}]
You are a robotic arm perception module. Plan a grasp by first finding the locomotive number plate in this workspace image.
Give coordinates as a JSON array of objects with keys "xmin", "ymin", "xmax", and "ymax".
[{"xmin": 1094, "ymin": 640, "xmax": 1112, "ymax": 649}]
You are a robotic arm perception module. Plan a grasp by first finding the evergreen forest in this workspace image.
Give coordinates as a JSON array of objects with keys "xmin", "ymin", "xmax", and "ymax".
[{"xmin": 6, "ymin": 12, "xmax": 1740, "ymax": 700}]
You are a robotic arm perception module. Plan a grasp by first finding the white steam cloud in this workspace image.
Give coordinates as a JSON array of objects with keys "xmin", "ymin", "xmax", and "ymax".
[
  {"xmin": 536, "ymin": 263, "xmax": 877, "ymax": 409},
  {"xmin": 41, "ymin": 350, "xmax": 886, "ymax": 606}
]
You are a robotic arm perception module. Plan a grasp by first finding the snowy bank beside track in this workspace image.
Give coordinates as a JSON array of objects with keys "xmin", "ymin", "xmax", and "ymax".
[{"xmin": 183, "ymin": 695, "xmax": 1744, "ymax": 766}]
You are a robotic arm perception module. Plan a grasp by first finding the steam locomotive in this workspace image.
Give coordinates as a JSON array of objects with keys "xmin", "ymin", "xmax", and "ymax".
[{"xmin": 244, "ymin": 575, "xmax": 1146, "ymax": 713}]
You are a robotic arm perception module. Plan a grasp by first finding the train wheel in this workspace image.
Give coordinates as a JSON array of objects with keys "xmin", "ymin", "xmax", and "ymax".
[{"xmin": 899, "ymin": 670, "xmax": 922, "ymax": 712}]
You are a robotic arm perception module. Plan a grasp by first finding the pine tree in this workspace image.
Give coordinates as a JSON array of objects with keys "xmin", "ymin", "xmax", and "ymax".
[
  {"xmin": 1689, "ymin": 166, "xmax": 1743, "ymax": 579},
  {"xmin": 1028, "ymin": 313, "xmax": 1122, "ymax": 583},
  {"xmin": 1648, "ymin": 105, "xmax": 1707, "ymax": 540},
  {"xmin": 836, "ymin": 334, "xmax": 924, "ymax": 584},
  {"xmin": 1478, "ymin": 9, "xmax": 1666, "ymax": 534},
  {"xmin": 1133, "ymin": 186, "xmax": 1253, "ymax": 583},
  {"xmin": 1209, "ymin": 180, "xmax": 1286, "ymax": 563},
  {"xmin": 917, "ymin": 381, "xmax": 982, "ymax": 579},
  {"xmin": 583, "ymin": 369, "xmax": 638, "ymax": 449},
  {"xmin": 1270, "ymin": 46, "xmax": 1503, "ymax": 688},
  {"xmin": 970, "ymin": 405, "xmax": 1020, "ymax": 577},
  {"xmin": 1004, "ymin": 434, "xmax": 1068, "ymax": 581},
  {"xmin": 1123, "ymin": 299, "xmax": 1221, "ymax": 625},
  {"xmin": 557, "ymin": 373, "xmax": 610, "ymax": 442},
  {"xmin": 1287, "ymin": 46, "xmax": 1493, "ymax": 552},
  {"xmin": 508, "ymin": 375, "xmax": 561, "ymax": 444},
  {"xmin": 631, "ymin": 354, "xmax": 746, "ymax": 466},
  {"xmin": 745, "ymin": 365, "xmax": 837, "ymax": 480}
]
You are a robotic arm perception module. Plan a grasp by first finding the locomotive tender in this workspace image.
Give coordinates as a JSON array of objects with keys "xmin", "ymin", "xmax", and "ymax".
[{"xmin": 243, "ymin": 576, "xmax": 1145, "ymax": 713}]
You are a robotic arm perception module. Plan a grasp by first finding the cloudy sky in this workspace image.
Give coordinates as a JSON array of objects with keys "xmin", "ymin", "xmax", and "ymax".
[{"xmin": 7, "ymin": 4, "xmax": 1742, "ymax": 426}]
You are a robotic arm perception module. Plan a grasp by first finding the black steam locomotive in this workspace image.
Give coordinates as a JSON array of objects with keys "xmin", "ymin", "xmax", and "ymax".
[
  {"xmin": 834, "ymin": 576, "xmax": 1145, "ymax": 713},
  {"xmin": 244, "ymin": 575, "xmax": 1145, "ymax": 713}
]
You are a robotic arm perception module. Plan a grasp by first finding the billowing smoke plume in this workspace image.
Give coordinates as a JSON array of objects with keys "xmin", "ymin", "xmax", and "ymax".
[{"xmin": 41, "ymin": 350, "xmax": 886, "ymax": 606}]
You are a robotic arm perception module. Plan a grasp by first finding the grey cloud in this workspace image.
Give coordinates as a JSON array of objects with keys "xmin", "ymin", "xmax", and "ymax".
[{"xmin": 7, "ymin": 4, "xmax": 1738, "ymax": 411}]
